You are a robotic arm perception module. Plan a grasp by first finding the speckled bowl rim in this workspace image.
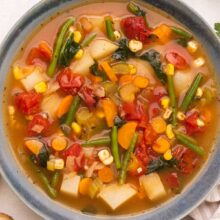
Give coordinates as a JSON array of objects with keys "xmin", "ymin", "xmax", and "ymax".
[{"xmin": 0, "ymin": 0, "xmax": 220, "ymax": 219}]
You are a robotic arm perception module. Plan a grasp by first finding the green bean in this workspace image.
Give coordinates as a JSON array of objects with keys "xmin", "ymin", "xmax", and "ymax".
[
  {"xmin": 81, "ymin": 33, "xmax": 97, "ymax": 47},
  {"xmin": 171, "ymin": 26, "xmax": 192, "ymax": 40},
  {"xmin": 180, "ymin": 73, "xmax": 203, "ymax": 112},
  {"xmin": 111, "ymin": 126, "xmax": 121, "ymax": 169},
  {"xmin": 167, "ymin": 75, "xmax": 177, "ymax": 126},
  {"xmin": 51, "ymin": 171, "xmax": 61, "ymax": 188},
  {"xmin": 119, "ymin": 132, "xmax": 138, "ymax": 184},
  {"xmin": 47, "ymin": 17, "xmax": 75, "ymax": 77},
  {"xmin": 105, "ymin": 16, "xmax": 115, "ymax": 41},
  {"xmin": 81, "ymin": 137, "xmax": 111, "ymax": 147},
  {"xmin": 174, "ymin": 131, "xmax": 205, "ymax": 156},
  {"xmin": 65, "ymin": 95, "xmax": 81, "ymax": 126}
]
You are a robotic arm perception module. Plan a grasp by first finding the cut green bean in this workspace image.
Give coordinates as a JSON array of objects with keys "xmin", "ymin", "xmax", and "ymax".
[
  {"xmin": 167, "ymin": 75, "xmax": 177, "ymax": 126},
  {"xmin": 51, "ymin": 171, "xmax": 61, "ymax": 188},
  {"xmin": 65, "ymin": 95, "xmax": 81, "ymax": 126},
  {"xmin": 174, "ymin": 131, "xmax": 205, "ymax": 156},
  {"xmin": 82, "ymin": 137, "xmax": 111, "ymax": 147},
  {"xmin": 119, "ymin": 132, "xmax": 138, "ymax": 184},
  {"xmin": 180, "ymin": 73, "xmax": 203, "ymax": 112},
  {"xmin": 47, "ymin": 17, "xmax": 75, "ymax": 77},
  {"xmin": 105, "ymin": 16, "xmax": 115, "ymax": 41},
  {"xmin": 171, "ymin": 26, "xmax": 192, "ymax": 40},
  {"xmin": 81, "ymin": 33, "xmax": 97, "ymax": 47},
  {"xmin": 111, "ymin": 126, "xmax": 121, "ymax": 169}
]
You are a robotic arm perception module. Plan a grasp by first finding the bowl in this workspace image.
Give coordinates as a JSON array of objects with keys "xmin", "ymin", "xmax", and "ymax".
[{"xmin": 0, "ymin": 0, "xmax": 220, "ymax": 219}]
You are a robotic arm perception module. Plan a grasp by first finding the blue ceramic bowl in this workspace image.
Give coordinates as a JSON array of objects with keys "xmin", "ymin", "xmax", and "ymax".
[{"xmin": 0, "ymin": 0, "xmax": 220, "ymax": 219}]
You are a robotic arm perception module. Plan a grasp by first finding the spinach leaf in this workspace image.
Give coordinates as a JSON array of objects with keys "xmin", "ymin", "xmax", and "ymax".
[
  {"xmin": 114, "ymin": 116, "xmax": 126, "ymax": 128},
  {"xmin": 112, "ymin": 39, "xmax": 135, "ymax": 61},
  {"xmin": 214, "ymin": 23, "xmax": 220, "ymax": 38},
  {"xmin": 38, "ymin": 146, "xmax": 49, "ymax": 168},
  {"xmin": 59, "ymin": 32, "xmax": 80, "ymax": 67},
  {"xmin": 90, "ymin": 61, "xmax": 107, "ymax": 80},
  {"xmin": 147, "ymin": 157, "xmax": 177, "ymax": 174},
  {"xmin": 140, "ymin": 49, "xmax": 167, "ymax": 84}
]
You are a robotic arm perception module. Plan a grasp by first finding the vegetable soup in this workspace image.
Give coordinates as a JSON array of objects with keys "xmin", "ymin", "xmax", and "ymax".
[{"xmin": 3, "ymin": 0, "xmax": 219, "ymax": 216}]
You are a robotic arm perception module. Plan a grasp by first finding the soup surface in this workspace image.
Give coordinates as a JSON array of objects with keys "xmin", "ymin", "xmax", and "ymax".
[{"xmin": 4, "ymin": 0, "xmax": 219, "ymax": 216}]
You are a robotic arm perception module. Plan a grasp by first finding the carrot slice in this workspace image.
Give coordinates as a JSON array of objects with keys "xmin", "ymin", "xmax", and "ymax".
[
  {"xmin": 101, "ymin": 98, "xmax": 117, "ymax": 127},
  {"xmin": 79, "ymin": 178, "xmax": 93, "ymax": 195},
  {"xmin": 98, "ymin": 166, "xmax": 114, "ymax": 183},
  {"xmin": 119, "ymin": 75, "xmax": 133, "ymax": 85},
  {"xmin": 118, "ymin": 122, "xmax": 138, "ymax": 149},
  {"xmin": 152, "ymin": 24, "xmax": 172, "ymax": 44},
  {"xmin": 39, "ymin": 41, "xmax": 53, "ymax": 61},
  {"xmin": 56, "ymin": 95, "xmax": 73, "ymax": 118},
  {"xmin": 100, "ymin": 61, "xmax": 118, "ymax": 82}
]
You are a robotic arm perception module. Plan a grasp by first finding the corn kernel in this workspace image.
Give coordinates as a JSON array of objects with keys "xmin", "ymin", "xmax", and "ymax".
[
  {"xmin": 25, "ymin": 115, "xmax": 34, "ymax": 121},
  {"xmin": 74, "ymin": 49, "xmax": 84, "ymax": 60},
  {"xmin": 197, "ymin": 118, "xmax": 205, "ymax": 127},
  {"xmin": 54, "ymin": 158, "xmax": 65, "ymax": 170},
  {"xmin": 128, "ymin": 64, "xmax": 137, "ymax": 75},
  {"xmin": 34, "ymin": 81, "xmax": 47, "ymax": 93},
  {"xmin": 103, "ymin": 156, "xmax": 114, "ymax": 165},
  {"xmin": 47, "ymin": 160, "xmax": 55, "ymax": 171},
  {"xmin": 161, "ymin": 96, "xmax": 170, "ymax": 109},
  {"xmin": 193, "ymin": 57, "xmax": 205, "ymax": 67},
  {"xmin": 177, "ymin": 111, "xmax": 186, "ymax": 121},
  {"xmin": 114, "ymin": 30, "xmax": 121, "ymax": 40},
  {"xmin": 98, "ymin": 149, "xmax": 110, "ymax": 162},
  {"xmin": 195, "ymin": 87, "xmax": 203, "ymax": 98},
  {"xmin": 163, "ymin": 149, "xmax": 173, "ymax": 161},
  {"xmin": 163, "ymin": 108, "xmax": 173, "ymax": 120},
  {"xmin": 166, "ymin": 124, "xmax": 174, "ymax": 139},
  {"xmin": 73, "ymin": 31, "xmax": 82, "ymax": 43},
  {"xmin": 95, "ymin": 109, "xmax": 105, "ymax": 119},
  {"xmin": 187, "ymin": 40, "xmax": 199, "ymax": 54},
  {"xmin": 13, "ymin": 66, "xmax": 24, "ymax": 80},
  {"xmin": 71, "ymin": 122, "xmax": 82, "ymax": 135},
  {"xmin": 8, "ymin": 105, "xmax": 15, "ymax": 115},
  {"xmin": 165, "ymin": 63, "xmax": 175, "ymax": 76},
  {"xmin": 128, "ymin": 40, "xmax": 143, "ymax": 53}
]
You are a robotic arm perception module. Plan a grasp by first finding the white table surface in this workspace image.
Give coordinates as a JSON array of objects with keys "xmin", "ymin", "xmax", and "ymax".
[{"xmin": 0, "ymin": 0, "xmax": 219, "ymax": 220}]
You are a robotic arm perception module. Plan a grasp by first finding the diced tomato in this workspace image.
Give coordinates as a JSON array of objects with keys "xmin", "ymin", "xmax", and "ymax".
[
  {"xmin": 153, "ymin": 86, "xmax": 167, "ymax": 101},
  {"xmin": 144, "ymin": 124, "xmax": 158, "ymax": 145},
  {"xmin": 164, "ymin": 172, "xmax": 180, "ymax": 189},
  {"xmin": 148, "ymin": 102, "xmax": 161, "ymax": 119},
  {"xmin": 62, "ymin": 143, "xmax": 82, "ymax": 159},
  {"xmin": 14, "ymin": 91, "xmax": 42, "ymax": 115},
  {"xmin": 172, "ymin": 145, "xmax": 199, "ymax": 175},
  {"xmin": 120, "ymin": 16, "xmax": 151, "ymax": 44},
  {"xmin": 128, "ymin": 154, "xmax": 146, "ymax": 176},
  {"xmin": 165, "ymin": 52, "xmax": 188, "ymax": 69},
  {"xmin": 27, "ymin": 114, "xmax": 50, "ymax": 136},
  {"xmin": 185, "ymin": 111, "xmax": 205, "ymax": 135},
  {"xmin": 57, "ymin": 68, "xmax": 84, "ymax": 95},
  {"xmin": 79, "ymin": 85, "xmax": 96, "ymax": 107}
]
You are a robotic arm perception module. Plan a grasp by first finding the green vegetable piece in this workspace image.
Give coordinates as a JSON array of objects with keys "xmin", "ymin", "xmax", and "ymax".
[
  {"xmin": 88, "ymin": 178, "xmax": 102, "ymax": 199},
  {"xmin": 114, "ymin": 116, "xmax": 126, "ymax": 128},
  {"xmin": 105, "ymin": 16, "xmax": 115, "ymax": 41},
  {"xmin": 38, "ymin": 146, "xmax": 49, "ymax": 168},
  {"xmin": 167, "ymin": 75, "xmax": 177, "ymax": 126},
  {"xmin": 174, "ymin": 131, "xmax": 205, "ymax": 156},
  {"xmin": 47, "ymin": 17, "xmax": 75, "ymax": 77},
  {"xmin": 81, "ymin": 33, "xmax": 97, "ymax": 47},
  {"xmin": 119, "ymin": 132, "xmax": 138, "ymax": 184},
  {"xmin": 90, "ymin": 61, "xmax": 106, "ymax": 80},
  {"xmin": 111, "ymin": 126, "xmax": 121, "ymax": 169},
  {"xmin": 171, "ymin": 26, "xmax": 192, "ymax": 40},
  {"xmin": 111, "ymin": 63, "xmax": 130, "ymax": 75},
  {"xmin": 203, "ymin": 87, "xmax": 216, "ymax": 104},
  {"xmin": 51, "ymin": 171, "xmax": 61, "ymax": 188},
  {"xmin": 176, "ymin": 38, "xmax": 188, "ymax": 47},
  {"xmin": 65, "ymin": 95, "xmax": 81, "ymax": 126},
  {"xmin": 140, "ymin": 49, "xmax": 167, "ymax": 84},
  {"xmin": 81, "ymin": 137, "xmax": 111, "ymax": 147},
  {"xmin": 214, "ymin": 23, "xmax": 220, "ymax": 38},
  {"xmin": 102, "ymin": 81, "xmax": 118, "ymax": 96},
  {"xmin": 180, "ymin": 73, "xmax": 203, "ymax": 112}
]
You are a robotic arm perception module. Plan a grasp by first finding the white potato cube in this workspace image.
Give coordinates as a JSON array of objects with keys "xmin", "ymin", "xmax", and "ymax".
[
  {"xmin": 60, "ymin": 173, "xmax": 81, "ymax": 197},
  {"xmin": 99, "ymin": 183, "xmax": 137, "ymax": 210},
  {"xmin": 193, "ymin": 57, "xmax": 205, "ymax": 67}
]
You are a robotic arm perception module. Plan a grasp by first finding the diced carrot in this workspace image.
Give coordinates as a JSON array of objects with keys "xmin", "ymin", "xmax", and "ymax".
[
  {"xmin": 56, "ymin": 95, "xmax": 73, "ymax": 118},
  {"xmin": 118, "ymin": 122, "xmax": 138, "ymax": 149},
  {"xmin": 26, "ymin": 48, "xmax": 42, "ymax": 65},
  {"xmin": 151, "ymin": 117, "xmax": 167, "ymax": 134},
  {"xmin": 133, "ymin": 76, "xmax": 149, "ymax": 89},
  {"xmin": 119, "ymin": 75, "xmax": 133, "ymax": 85},
  {"xmin": 38, "ymin": 41, "xmax": 52, "ymax": 61},
  {"xmin": 100, "ymin": 61, "xmax": 118, "ymax": 82},
  {"xmin": 79, "ymin": 17, "xmax": 93, "ymax": 33},
  {"xmin": 79, "ymin": 178, "xmax": 93, "ymax": 195},
  {"xmin": 98, "ymin": 166, "xmax": 114, "ymax": 183},
  {"xmin": 51, "ymin": 136, "xmax": 67, "ymax": 151},
  {"xmin": 89, "ymin": 74, "xmax": 103, "ymax": 83},
  {"xmin": 152, "ymin": 24, "xmax": 172, "ymax": 44},
  {"xmin": 24, "ymin": 139, "xmax": 44, "ymax": 155},
  {"xmin": 101, "ymin": 98, "xmax": 117, "ymax": 127},
  {"xmin": 153, "ymin": 136, "xmax": 170, "ymax": 154}
]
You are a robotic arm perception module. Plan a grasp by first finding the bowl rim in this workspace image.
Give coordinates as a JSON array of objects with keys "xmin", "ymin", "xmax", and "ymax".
[{"xmin": 0, "ymin": 0, "xmax": 220, "ymax": 220}]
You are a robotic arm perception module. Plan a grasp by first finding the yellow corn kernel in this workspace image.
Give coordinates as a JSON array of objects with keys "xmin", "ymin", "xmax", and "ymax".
[
  {"xmin": 133, "ymin": 76, "xmax": 149, "ymax": 89},
  {"xmin": 73, "ymin": 31, "xmax": 82, "ymax": 43},
  {"xmin": 151, "ymin": 117, "xmax": 167, "ymax": 134},
  {"xmin": 74, "ymin": 49, "xmax": 84, "ymax": 60},
  {"xmin": 160, "ymin": 96, "xmax": 170, "ymax": 109},
  {"xmin": 197, "ymin": 118, "xmax": 205, "ymax": 127},
  {"xmin": 165, "ymin": 63, "xmax": 175, "ymax": 76},
  {"xmin": 95, "ymin": 109, "xmax": 105, "ymax": 119},
  {"xmin": 8, "ymin": 105, "xmax": 15, "ymax": 115},
  {"xmin": 195, "ymin": 87, "xmax": 203, "ymax": 98},
  {"xmin": 72, "ymin": 122, "xmax": 82, "ymax": 135},
  {"xmin": 13, "ymin": 66, "xmax": 25, "ymax": 80},
  {"xmin": 114, "ymin": 30, "xmax": 121, "ymax": 40},
  {"xmin": 128, "ymin": 64, "xmax": 137, "ymax": 75},
  {"xmin": 166, "ymin": 124, "xmax": 174, "ymax": 139},
  {"xmin": 163, "ymin": 108, "xmax": 173, "ymax": 120},
  {"xmin": 187, "ymin": 40, "xmax": 199, "ymax": 54},
  {"xmin": 177, "ymin": 111, "xmax": 186, "ymax": 121},
  {"xmin": 163, "ymin": 149, "xmax": 173, "ymax": 161},
  {"xmin": 54, "ymin": 158, "xmax": 65, "ymax": 170},
  {"xmin": 47, "ymin": 160, "xmax": 55, "ymax": 171},
  {"xmin": 128, "ymin": 40, "xmax": 143, "ymax": 52},
  {"xmin": 25, "ymin": 115, "xmax": 34, "ymax": 121},
  {"xmin": 34, "ymin": 81, "xmax": 47, "ymax": 93},
  {"xmin": 153, "ymin": 136, "xmax": 170, "ymax": 154}
]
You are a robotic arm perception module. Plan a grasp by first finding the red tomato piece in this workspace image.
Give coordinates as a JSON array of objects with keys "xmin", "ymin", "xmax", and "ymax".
[
  {"xmin": 148, "ymin": 102, "xmax": 161, "ymax": 119},
  {"xmin": 27, "ymin": 114, "xmax": 50, "ymax": 137},
  {"xmin": 62, "ymin": 143, "xmax": 82, "ymax": 159},
  {"xmin": 14, "ymin": 91, "xmax": 42, "ymax": 115},
  {"xmin": 120, "ymin": 16, "xmax": 151, "ymax": 43},
  {"xmin": 165, "ymin": 52, "xmax": 188, "ymax": 69},
  {"xmin": 128, "ymin": 154, "xmax": 146, "ymax": 176},
  {"xmin": 79, "ymin": 85, "xmax": 96, "ymax": 107},
  {"xmin": 57, "ymin": 68, "xmax": 84, "ymax": 95},
  {"xmin": 153, "ymin": 86, "xmax": 167, "ymax": 101},
  {"xmin": 165, "ymin": 172, "xmax": 180, "ymax": 189},
  {"xmin": 144, "ymin": 124, "xmax": 158, "ymax": 145}
]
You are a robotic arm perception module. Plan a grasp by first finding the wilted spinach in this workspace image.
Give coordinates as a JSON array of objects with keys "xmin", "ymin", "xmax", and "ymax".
[{"xmin": 90, "ymin": 61, "xmax": 107, "ymax": 80}]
